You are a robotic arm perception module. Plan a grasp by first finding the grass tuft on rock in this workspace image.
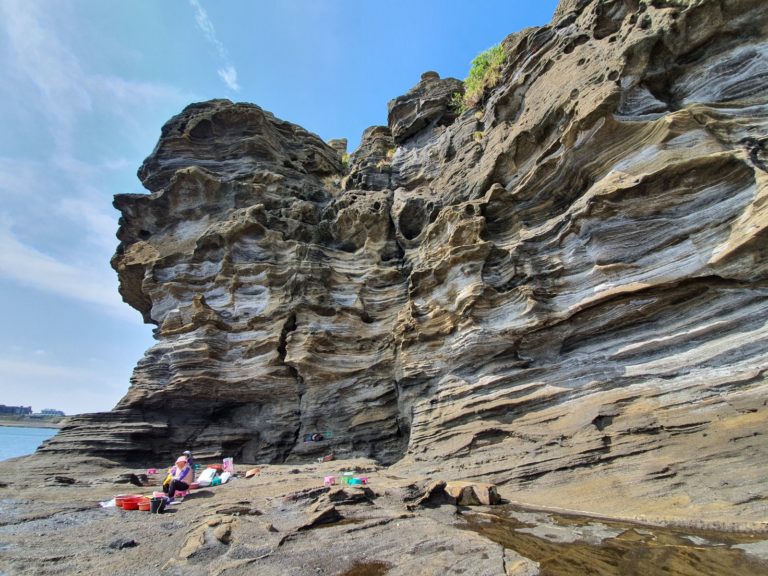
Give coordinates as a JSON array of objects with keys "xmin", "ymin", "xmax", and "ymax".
[{"xmin": 462, "ymin": 43, "xmax": 506, "ymax": 109}]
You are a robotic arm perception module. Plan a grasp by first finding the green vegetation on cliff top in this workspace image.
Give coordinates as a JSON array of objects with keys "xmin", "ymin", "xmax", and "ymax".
[{"xmin": 455, "ymin": 43, "xmax": 507, "ymax": 112}]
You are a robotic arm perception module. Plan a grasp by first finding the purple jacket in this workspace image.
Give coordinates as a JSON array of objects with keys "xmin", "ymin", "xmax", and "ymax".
[{"xmin": 171, "ymin": 464, "xmax": 192, "ymax": 482}]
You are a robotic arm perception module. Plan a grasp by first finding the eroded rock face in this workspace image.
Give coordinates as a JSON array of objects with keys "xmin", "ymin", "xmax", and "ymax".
[
  {"xmin": 387, "ymin": 71, "xmax": 463, "ymax": 144},
  {"xmin": 45, "ymin": 0, "xmax": 768, "ymax": 520},
  {"xmin": 50, "ymin": 99, "xmax": 408, "ymax": 465}
]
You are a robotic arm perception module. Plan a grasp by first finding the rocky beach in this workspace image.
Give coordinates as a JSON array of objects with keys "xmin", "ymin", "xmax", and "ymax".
[
  {"xmin": 1, "ymin": 454, "xmax": 767, "ymax": 576},
  {"xmin": 2, "ymin": 0, "xmax": 768, "ymax": 573}
]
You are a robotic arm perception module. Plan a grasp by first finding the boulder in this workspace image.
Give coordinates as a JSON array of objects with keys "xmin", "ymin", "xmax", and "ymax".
[
  {"xmin": 298, "ymin": 506, "xmax": 343, "ymax": 531},
  {"xmin": 444, "ymin": 481, "xmax": 500, "ymax": 506},
  {"xmin": 387, "ymin": 72, "xmax": 463, "ymax": 144}
]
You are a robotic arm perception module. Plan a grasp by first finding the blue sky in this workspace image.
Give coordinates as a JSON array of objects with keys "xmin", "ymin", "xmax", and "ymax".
[{"xmin": 0, "ymin": 0, "xmax": 559, "ymax": 415}]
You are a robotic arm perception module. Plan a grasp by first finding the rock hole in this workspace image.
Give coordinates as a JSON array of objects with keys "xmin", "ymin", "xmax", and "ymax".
[
  {"xmin": 189, "ymin": 119, "xmax": 214, "ymax": 140},
  {"xmin": 563, "ymin": 34, "xmax": 590, "ymax": 54},
  {"xmin": 592, "ymin": 415, "xmax": 614, "ymax": 431},
  {"xmin": 399, "ymin": 198, "xmax": 427, "ymax": 241},
  {"xmin": 360, "ymin": 311, "xmax": 374, "ymax": 324}
]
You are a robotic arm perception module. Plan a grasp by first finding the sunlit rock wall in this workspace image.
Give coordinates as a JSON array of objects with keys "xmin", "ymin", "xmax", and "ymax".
[{"xmin": 46, "ymin": 0, "xmax": 768, "ymax": 520}]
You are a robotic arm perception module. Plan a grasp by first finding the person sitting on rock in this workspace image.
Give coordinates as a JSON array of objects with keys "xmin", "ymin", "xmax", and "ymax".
[
  {"xmin": 182, "ymin": 450, "xmax": 196, "ymax": 481},
  {"xmin": 163, "ymin": 455, "xmax": 193, "ymax": 500}
]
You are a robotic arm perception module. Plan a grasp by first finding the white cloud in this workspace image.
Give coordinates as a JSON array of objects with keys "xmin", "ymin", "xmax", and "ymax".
[
  {"xmin": 58, "ymin": 197, "xmax": 119, "ymax": 254},
  {"xmin": 189, "ymin": 0, "xmax": 227, "ymax": 58},
  {"xmin": 0, "ymin": 222, "xmax": 131, "ymax": 319},
  {"xmin": 0, "ymin": 1, "xmax": 191, "ymax": 153},
  {"xmin": 188, "ymin": 0, "xmax": 241, "ymax": 91},
  {"xmin": 218, "ymin": 65, "xmax": 240, "ymax": 91},
  {"xmin": 0, "ymin": 0, "xmax": 90, "ymax": 153}
]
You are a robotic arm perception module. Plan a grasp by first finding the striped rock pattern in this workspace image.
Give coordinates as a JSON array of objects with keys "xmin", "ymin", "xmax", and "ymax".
[{"xmin": 45, "ymin": 0, "xmax": 768, "ymax": 522}]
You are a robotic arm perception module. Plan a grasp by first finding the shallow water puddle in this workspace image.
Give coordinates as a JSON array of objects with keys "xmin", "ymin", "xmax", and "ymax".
[{"xmin": 460, "ymin": 505, "xmax": 768, "ymax": 576}]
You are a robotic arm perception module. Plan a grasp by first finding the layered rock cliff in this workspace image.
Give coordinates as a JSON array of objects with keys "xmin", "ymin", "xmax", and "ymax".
[{"xmin": 45, "ymin": 0, "xmax": 768, "ymax": 521}]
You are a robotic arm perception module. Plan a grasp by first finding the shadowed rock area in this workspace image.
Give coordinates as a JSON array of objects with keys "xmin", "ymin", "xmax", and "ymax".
[{"xmin": 43, "ymin": 0, "xmax": 768, "ymax": 527}]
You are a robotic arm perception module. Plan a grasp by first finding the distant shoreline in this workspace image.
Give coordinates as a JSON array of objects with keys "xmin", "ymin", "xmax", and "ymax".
[{"xmin": 0, "ymin": 418, "xmax": 64, "ymax": 429}]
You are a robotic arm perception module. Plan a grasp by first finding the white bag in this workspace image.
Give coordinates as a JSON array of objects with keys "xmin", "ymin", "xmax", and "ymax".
[
  {"xmin": 197, "ymin": 467, "xmax": 217, "ymax": 487},
  {"xmin": 219, "ymin": 471, "xmax": 231, "ymax": 484}
]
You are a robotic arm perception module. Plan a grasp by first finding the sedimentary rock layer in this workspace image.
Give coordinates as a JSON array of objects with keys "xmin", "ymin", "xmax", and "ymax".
[{"xmin": 45, "ymin": 0, "xmax": 768, "ymax": 521}]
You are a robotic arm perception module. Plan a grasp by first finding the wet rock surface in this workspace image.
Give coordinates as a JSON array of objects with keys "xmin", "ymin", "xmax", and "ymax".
[
  {"xmin": 462, "ymin": 506, "xmax": 768, "ymax": 576},
  {"xmin": 0, "ymin": 457, "xmax": 766, "ymax": 575},
  {"xmin": 37, "ymin": 0, "xmax": 768, "ymax": 546}
]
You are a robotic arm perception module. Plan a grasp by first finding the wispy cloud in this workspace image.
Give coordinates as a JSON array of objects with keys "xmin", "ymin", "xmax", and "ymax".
[
  {"xmin": 0, "ymin": 0, "xmax": 90, "ymax": 153},
  {"xmin": 58, "ymin": 197, "xmax": 119, "ymax": 254},
  {"xmin": 188, "ymin": 0, "xmax": 241, "ymax": 91},
  {"xmin": 190, "ymin": 0, "xmax": 226, "ymax": 57},
  {"xmin": 0, "ymin": 221, "xmax": 131, "ymax": 319},
  {"xmin": 218, "ymin": 64, "xmax": 240, "ymax": 92},
  {"xmin": 0, "ymin": 2, "xmax": 181, "ymax": 415},
  {"xmin": 0, "ymin": 158, "xmax": 47, "ymax": 201},
  {"xmin": 0, "ymin": 1, "xmax": 191, "ymax": 154},
  {"xmin": 0, "ymin": 1, "xmax": 191, "ymax": 316}
]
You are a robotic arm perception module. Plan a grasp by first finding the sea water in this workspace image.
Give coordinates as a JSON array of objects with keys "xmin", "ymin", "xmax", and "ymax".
[
  {"xmin": 462, "ymin": 506, "xmax": 768, "ymax": 575},
  {"xmin": 0, "ymin": 426, "xmax": 58, "ymax": 461}
]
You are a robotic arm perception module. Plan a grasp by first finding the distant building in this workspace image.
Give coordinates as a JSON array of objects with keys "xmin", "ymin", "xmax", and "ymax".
[
  {"xmin": 0, "ymin": 405, "xmax": 32, "ymax": 415},
  {"xmin": 40, "ymin": 409, "xmax": 65, "ymax": 416}
]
